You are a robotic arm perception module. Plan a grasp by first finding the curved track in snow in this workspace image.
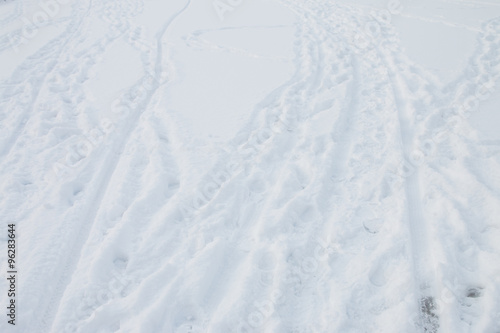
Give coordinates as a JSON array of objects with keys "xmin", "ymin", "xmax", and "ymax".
[{"xmin": 0, "ymin": 0, "xmax": 499, "ymax": 332}]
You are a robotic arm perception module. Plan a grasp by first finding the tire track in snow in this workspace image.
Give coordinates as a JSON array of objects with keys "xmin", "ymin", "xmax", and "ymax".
[
  {"xmin": 390, "ymin": 73, "xmax": 440, "ymax": 332},
  {"xmin": 272, "ymin": 1, "xmax": 408, "ymax": 330},
  {"xmin": 6, "ymin": 0, "xmax": 497, "ymax": 331},
  {"xmin": 0, "ymin": 1, "xmax": 93, "ymax": 162},
  {"xmin": 375, "ymin": 34, "xmax": 441, "ymax": 333},
  {"xmin": 324, "ymin": 2, "xmax": 444, "ymax": 330},
  {"xmin": 298, "ymin": 1, "xmax": 441, "ymax": 331},
  {"xmin": 81, "ymin": 6, "xmax": 357, "ymax": 330},
  {"xmin": 25, "ymin": 1, "xmax": 192, "ymax": 332},
  {"xmin": 267, "ymin": 8, "xmax": 363, "ymax": 331},
  {"xmin": 51, "ymin": 118, "xmax": 181, "ymax": 332},
  {"xmin": 416, "ymin": 22, "xmax": 500, "ymax": 325},
  {"xmin": 195, "ymin": 1, "xmax": 407, "ymax": 330},
  {"xmin": 0, "ymin": 31, "xmax": 120, "ymax": 219},
  {"xmin": 0, "ymin": 5, "xmax": 150, "ymax": 311},
  {"xmin": 185, "ymin": 2, "xmax": 393, "ymax": 330},
  {"xmin": 102, "ymin": 15, "xmax": 325, "ymax": 332},
  {"xmin": 2, "ymin": 0, "xmax": 145, "ymax": 304},
  {"xmin": 144, "ymin": 8, "xmax": 317, "ymax": 232},
  {"xmin": 376, "ymin": 13, "xmax": 500, "ymax": 332}
]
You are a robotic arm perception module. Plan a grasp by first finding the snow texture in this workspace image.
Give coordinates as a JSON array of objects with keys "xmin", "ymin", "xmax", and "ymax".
[{"xmin": 0, "ymin": 0, "xmax": 500, "ymax": 332}]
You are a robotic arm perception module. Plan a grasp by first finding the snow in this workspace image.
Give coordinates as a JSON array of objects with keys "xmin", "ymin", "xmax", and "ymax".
[{"xmin": 0, "ymin": 0, "xmax": 500, "ymax": 332}]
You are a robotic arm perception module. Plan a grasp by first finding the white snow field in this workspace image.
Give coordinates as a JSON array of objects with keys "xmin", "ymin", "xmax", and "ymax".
[{"xmin": 0, "ymin": 0, "xmax": 500, "ymax": 332}]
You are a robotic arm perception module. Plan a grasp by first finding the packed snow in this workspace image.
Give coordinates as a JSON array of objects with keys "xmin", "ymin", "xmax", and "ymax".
[{"xmin": 0, "ymin": 0, "xmax": 500, "ymax": 332}]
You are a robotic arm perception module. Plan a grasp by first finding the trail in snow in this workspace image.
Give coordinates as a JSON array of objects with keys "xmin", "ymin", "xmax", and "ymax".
[{"xmin": 0, "ymin": 0, "xmax": 499, "ymax": 333}]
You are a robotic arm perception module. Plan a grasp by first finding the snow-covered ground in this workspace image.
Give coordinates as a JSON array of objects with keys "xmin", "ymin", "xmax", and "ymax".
[{"xmin": 0, "ymin": 0, "xmax": 500, "ymax": 332}]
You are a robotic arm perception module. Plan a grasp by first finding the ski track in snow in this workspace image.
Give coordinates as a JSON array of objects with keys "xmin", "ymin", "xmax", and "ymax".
[{"xmin": 0, "ymin": 0, "xmax": 499, "ymax": 332}]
